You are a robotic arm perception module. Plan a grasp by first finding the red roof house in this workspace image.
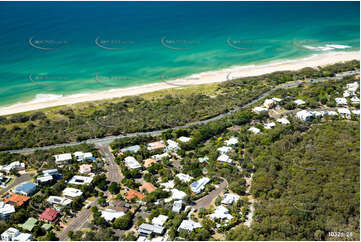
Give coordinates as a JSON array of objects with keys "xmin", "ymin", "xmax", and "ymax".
[{"xmin": 39, "ymin": 208, "xmax": 60, "ymax": 223}]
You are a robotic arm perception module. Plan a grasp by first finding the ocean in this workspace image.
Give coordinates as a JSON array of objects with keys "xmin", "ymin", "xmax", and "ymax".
[{"xmin": 0, "ymin": 1, "xmax": 359, "ymax": 107}]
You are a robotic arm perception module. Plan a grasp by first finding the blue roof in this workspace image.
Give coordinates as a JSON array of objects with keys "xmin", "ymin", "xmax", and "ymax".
[{"xmin": 16, "ymin": 182, "xmax": 37, "ymax": 193}]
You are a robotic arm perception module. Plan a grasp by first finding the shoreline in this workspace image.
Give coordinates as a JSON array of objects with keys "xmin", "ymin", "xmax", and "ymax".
[{"xmin": 0, "ymin": 51, "xmax": 359, "ymax": 116}]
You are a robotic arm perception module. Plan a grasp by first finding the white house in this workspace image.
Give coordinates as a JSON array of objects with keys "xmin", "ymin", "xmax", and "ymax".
[
  {"xmin": 0, "ymin": 161, "xmax": 25, "ymax": 174},
  {"xmin": 47, "ymin": 196, "xmax": 72, "ymax": 207},
  {"xmin": 62, "ymin": 187, "xmax": 83, "ymax": 198},
  {"xmin": 68, "ymin": 175, "xmax": 93, "ymax": 185},
  {"xmin": 296, "ymin": 110, "xmax": 313, "ymax": 121},
  {"xmin": 217, "ymin": 146, "xmax": 232, "ymax": 155},
  {"xmin": 165, "ymin": 140, "xmax": 179, "ymax": 153},
  {"xmin": 54, "ymin": 153, "xmax": 72, "ymax": 164},
  {"xmin": 209, "ymin": 205, "xmax": 234, "ymax": 222},
  {"xmin": 225, "ymin": 137, "xmax": 238, "ymax": 146},
  {"xmin": 170, "ymin": 189, "xmax": 187, "ymax": 200},
  {"xmin": 264, "ymin": 99, "xmax": 275, "ymax": 108},
  {"xmin": 272, "ymin": 97, "xmax": 283, "ymax": 103},
  {"xmin": 151, "ymin": 153, "xmax": 169, "ymax": 161},
  {"xmin": 248, "ymin": 127, "xmax": 261, "ymax": 134},
  {"xmin": 101, "ymin": 209, "xmax": 125, "ymax": 222},
  {"xmin": 294, "ymin": 99, "xmax": 306, "ymax": 105},
  {"xmin": 36, "ymin": 175, "xmax": 53, "ymax": 184},
  {"xmin": 0, "ymin": 202, "xmax": 15, "ymax": 220},
  {"xmin": 178, "ymin": 136, "xmax": 191, "ymax": 143},
  {"xmin": 264, "ymin": 122, "xmax": 275, "ymax": 129},
  {"xmin": 252, "ymin": 106, "xmax": 268, "ymax": 113},
  {"xmin": 152, "ymin": 215, "xmax": 168, "ymax": 227},
  {"xmin": 74, "ymin": 152, "xmax": 94, "ymax": 162},
  {"xmin": 352, "ymin": 109, "xmax": 360, "ymax": 115},
  {"xmin": 160, "ymin": 180, "xmax": 175, "ymax": 191},
  {"xmin": 335, "ymin": 97, "xmax": 347, "ymax": 106},
  {"xmin": 346, "ymin": 82, "xmax": 359, "ymax": 92},
  {"xmin": 217, "ymin": 154, "xmax": 232, "ymax": 164},
  {"xmin": 177, "ymin": 220, "xmax": 202, "ymax": 232},
  {"xmin": 1, "ymin": 228, "xmax": 32, "ymax": 241},
  {"xmin": 176, "ymin": 173, "xmax": 192, "ymax": 183},
  {"xmin": 337, "ymin": 108, "xmax": 351, "ymax": 118},
  {"xmin": 277, "ymin": 117, "xmax": 290, "ymax": 124},
  {"xmin": 123, "ymin": 156, "xmax": 142, "ymax": 170},
  {"xmin": 221, "ymin": 193, "xmax": 240, "ymax": 205},
  {"xmin": 190, "ymin": 177, "xmax": 210, "ymax": 194},
  {"xmin": 351, "ymin": 96, "xmax": 360, "ymax": 104},
  {"xmin": 327, "ymin": 110, "xmax": 338, "ymax": 116},
  {"xmin": 172, "ymin": 200, "xmax": 183, "ymax": 213}
]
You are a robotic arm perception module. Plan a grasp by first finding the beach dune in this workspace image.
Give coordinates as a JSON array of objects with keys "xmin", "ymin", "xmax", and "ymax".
[{"xmin": 0, "ymin": 51, "xmax": 359, "ymax": 116}]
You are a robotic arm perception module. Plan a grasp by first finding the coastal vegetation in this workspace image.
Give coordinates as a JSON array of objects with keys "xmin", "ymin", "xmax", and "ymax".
[{"xmin": 0, "ymin": 60, "xmax": 358, "ymax": 151}]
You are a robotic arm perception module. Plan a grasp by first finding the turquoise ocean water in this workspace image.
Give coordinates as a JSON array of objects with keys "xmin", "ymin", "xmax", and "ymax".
[{"xmin": 0, "ymin": 1, "xmax": 359, "ymax": 107}]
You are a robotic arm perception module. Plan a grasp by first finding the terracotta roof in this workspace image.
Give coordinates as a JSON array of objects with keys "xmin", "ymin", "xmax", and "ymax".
[
  {"xmin": 147, "ymin": 141, "xmax": 165, "ymax": 150},
  {"xmin": 3, "ymin": 193, "xmax": 30, "ymax": 207},
  {"xmin": 39, "ymin": 208, "xmax": 59, "ymax": 223},
  {"xmin": 143, "ymin": 158, "xmax": 156, "ymax": 168},
  {"xmin": 125, "ymin": 189, "xmax": 145, "ymax": 200},
  {"xmin": 140, "ymin": 182, "xmax": 156, "ymax": 193}
]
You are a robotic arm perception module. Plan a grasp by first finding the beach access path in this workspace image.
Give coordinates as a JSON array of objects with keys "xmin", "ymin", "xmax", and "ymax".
[{"xmin": 4, "ymin": 71, "xmax": 359, "ymax": 155}]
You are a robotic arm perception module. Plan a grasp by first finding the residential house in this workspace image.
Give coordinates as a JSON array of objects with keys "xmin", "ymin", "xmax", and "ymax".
[
  {"xmin": 152, "ymin": 215, "xmax": 168, "ymax": 227},
  {"xmin": 47, "ymin": 196, "xmax": 72, "ymax": 207},
  {"xmin": 39, "ymin": 208, "xmax": 60, "ymax": 223},
  {"xmin": 143, "ymin": 158, "xmax": 157, "ymax": 168},
  {"xmin": 15, "ymin": 182, "xmax": 37, "ymax": 196},
  {"xmin": 177, "ymin": 220, "xmax": 202, "ymax": 232},
  {"xmin": 121, "ymin": 145, "xmax": 141, "ymax": 153},
  {"xmin": 337, "ymin": 108, "xmax": 351, "ymax": 118},
  {"xmin": 176, "ymin": 173, "xmax": 192, "ymax": 183},
  {"xmin": 172, "ymin": 200, "xmax": 183, "ymax": 213},
  {"xmin": 217, "ymin": 146, "xmax": 232, "ymax": 155},
  {"xmin": 1, "ymin": 228, "xmax": 32, "ymax": 241},
  {"xmin": 264, "ymin": 122, "xmax": 275, "ymax": 129},
  {"xmin": 79, "ymin": 164, "xmax": 92, "ymax": 174},
  {"xmin": 352, "ymin": 110, "xmax": 360, "ymax": 115},
  {"xmin": 151, "ymin": 153, "xmax": 169, "ymax": 162},
  {"xmin": 221, "ymin": 193, "xmax": 240, "ymax": 205},
  {"xmin": 62, "ymin": 187, "xmax": 83, "ymax": 199},
  {"xmin": 351, "ymin": 96, "xmax": 360, "ymax": 104},
  {"xmin": 74, "ymin": 151, "xmax": 95, "ymax": 162},
  {"xmin": 68, "ymin": 175, "xmax": 93, "ymax": 185},
  {"xmin": 0, "ymin": 202, "xmax": 15, "ymax": 220},
  {"xmin": 125, "ymin": 189, "xmax": 145, "ymax": 200},
  {"xmin": 272, "ymin": 97, "xmax": 283, "ymax": 103},
  {"xmin": 165, "ymin": 140, "xmax": 179, "ymax": 153},
  {"xmin": 252, "ymin": 106, "xmax": 268, "ymax": 113},
  {"xmin": 170, "ymin": 189, "xmax": 186, "ymax": 200},
  {"xmin": 36, "ymin": 175, "xmax": 53, "ymax": 185},
  {"xmin": 101, "ymin": 209, "xmax": 125, "ymax": 222},
  {"xmin": 123, "ymin": 156, "xmax": 142, "ymax": 170},
  {"xmin": 4, "ymin": 193, "xmax": 30, "ymax": 207},
  {"xmin": 277, "ymin": 117, "xmax": 290, "ymax": 124},
  {"xmin": 335, "ymin": 97, "xmax": 347, "ymax": 105},
  {"xmin": 264, "ymin": 99, "xmax": 275, "ymax": 108},
  {"xmin": 296, "ymin": 110, "xmax": 313, "ymax": 121},
  {"xmin": 138, "ymin": 223, "xmax": 164, "ymax": 237},
  {"xmin": 160, "ymin": 180, "xmax": 175, "ymax": 191},
  {"xmin": 140, "ymin": 182, "xmax": 156, "ymax": 193},
  {"xmin": 209, "ymin": 205, "xmax": 234, "ymax": 222},
  {"xmin": 294, "ymin": 99, "xmax": 306, "ymax": 105},
  {"xmin": 178, "ymin": 136, "xmax": 191, "ymax": 143},
  {"xmin": 190, "ymin": 177, "xmax": 210, "ymax": 194},
  {"xmin": 19, "ymin": 218, "xmax": 37, "ymax": 232},
  {"xmin": 54, "ymin": 153, "xmax": 72, "ymax": 164},
  {"xmin": 147, "ymin": 141, "xmax": 165, "ymax": 151},
  {"xmin": 0, "ymin": 161, "xmax": 25, "ymax": 174},
  {"xmin": 217, "ymin": 154, "xmax": 232, "ymax": 164},
  {"xmin": 248, "ymin": 127, "xmax": 260, "ymax": 134},
  {"xmin": 225, "ymin": 137, "xmax": 238, "ymax": 146}
]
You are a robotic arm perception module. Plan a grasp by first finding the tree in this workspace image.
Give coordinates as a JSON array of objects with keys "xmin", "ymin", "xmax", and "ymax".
[
  {"xmin": 113, "ymin": 212, "xmax": 132, "ymax": 230},
  {"xmin": 108, "ymin": 182, "xmax": 120, "ymax": 194}
]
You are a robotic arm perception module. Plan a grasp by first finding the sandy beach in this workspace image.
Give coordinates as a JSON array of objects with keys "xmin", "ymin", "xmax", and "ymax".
[{"xmin": 0, "ymin": 51, "xmax": 359, "ymax": 116}]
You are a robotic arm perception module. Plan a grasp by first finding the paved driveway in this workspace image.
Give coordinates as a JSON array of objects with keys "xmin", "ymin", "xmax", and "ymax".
[
  {"xmin": 0, "ymin": 173, "xmax": 32, "ymax": 195},
  {"xmin": 193, "ymin": 178, "xmax": 228, "ymax": 209}
]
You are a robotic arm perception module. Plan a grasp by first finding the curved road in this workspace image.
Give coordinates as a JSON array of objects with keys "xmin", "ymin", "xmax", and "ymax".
[{"xmin": 4, "ymin": 71, "xmax": 358, "ymax": 154}]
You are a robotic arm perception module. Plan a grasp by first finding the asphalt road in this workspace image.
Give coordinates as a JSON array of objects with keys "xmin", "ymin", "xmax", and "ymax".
[
  {"xmin": 0, "ymin": 173, "xmax": 32, "ymax": 195},
  {"xmin": 193, "ymin": 178, "xmax": 228, "ymax": 210},
  {"xmin": 4, "ymin": 71, "xmax": 359, "ymax": 154},
  {"xmin": 58, "ymin": 198, "xmax": 99, "ymax": 241},
  {"xmin": 98, "ymin": 145, "xmax": 122, "ymax": 183}
]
